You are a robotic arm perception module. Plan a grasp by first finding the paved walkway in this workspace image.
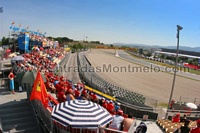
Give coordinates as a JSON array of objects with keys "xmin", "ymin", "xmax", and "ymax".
[
  {"xmin": 129, "ymin": 119, "xmax": 163, "ymax": 133},
  {"xmin": 0, "ymin": 79, "xmax": 27, "ymax": 105}
]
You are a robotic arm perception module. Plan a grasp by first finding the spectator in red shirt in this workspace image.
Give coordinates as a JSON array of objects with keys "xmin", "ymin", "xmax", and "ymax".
[
  {"xmin": 190, "ymin": 119, "xmax": 200, "ymax": 133},
  {"xmin": 172, "ymin": 113, "xmax": 180, "ymax": 123},
  {"xmin": 81, "ymin": 89, "xmax": 87, "ymax": 95},
  {"xmin": 102, "ymin": 99, "xmax": 108, "ymax": 109},
  {"xmin": 66, "ymin": 89, "xmax": 75, "ymax": 102},
  {"xmin": 170, "ymin": 99, "xmax": 175, "ymax": 109},
  {"xmin": 8, "ymin": 70, "xmax": 15, "ymax": 94},
  {"xmin": 74, "ymin": 89, "xmax": 80, "ymax": 99},
  {"xmin": 107, "ymin": 101, "xmax": 115, "ymax": 114},
  {"xmin": 57, "ymin": 90, "xmax": 66, "ymax": 103},
  {"xmin": 55, "ymin": 82, "xmax": 61, "ymax": 92}
]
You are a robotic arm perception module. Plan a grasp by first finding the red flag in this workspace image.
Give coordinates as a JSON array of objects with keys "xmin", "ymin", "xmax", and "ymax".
[{"xmin": 30, "ymin": 71, "xmax": 48, "ymax": 108}]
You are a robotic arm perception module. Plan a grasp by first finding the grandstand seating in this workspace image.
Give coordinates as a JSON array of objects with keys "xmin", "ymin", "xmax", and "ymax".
[
  {"xmin": 156, "ymin": 119, "xmax": 197, "ymax": 133},
  {"xmin": 8, "ymin": 49, "xmax": 160, "ymax": 132},
  {"xmin": 77, "ymin": 52, "xmax": 146, "ymax": 105}
]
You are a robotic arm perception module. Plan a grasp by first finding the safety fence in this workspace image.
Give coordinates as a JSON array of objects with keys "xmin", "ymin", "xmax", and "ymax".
[
  {"xmin": 54, "ymin": 51, "xmax": 71, "ymax": 76},
  {"xmin": 25, "ymin": 83, "xmax": 51, "ymax": 133},
  {"xmin": 0, "ymin": 118, "xmax": 3, "ymax": 133},
  {"xmin": 178, "ymin": 96, "xmax": 200, "ymax": 105},
  {"xmin": 116, "ymin": 99, "xmax": 158, "ymax": 120},
  {"xmin": 59, "ymin": 51, "xmax": 71, "ymax": 67},
  {"xmin": 0, "ymin": 78, "xmax": 9, "ymax": 89},
  {"xmin": 167, "ymin": 109, "xmax": 200, "ymax": 121},
  {"xmin": 52, "ymin": 122, "xmax": 126, "ymax": 133}
]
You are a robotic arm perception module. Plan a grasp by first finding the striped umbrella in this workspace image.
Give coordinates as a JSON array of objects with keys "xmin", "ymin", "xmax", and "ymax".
[{"xmin": 51, "ymin": 100, "xmax": 113, "ymax": 129}]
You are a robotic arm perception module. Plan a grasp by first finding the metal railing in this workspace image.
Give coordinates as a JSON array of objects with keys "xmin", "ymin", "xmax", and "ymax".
[
  {"xmin": 167, "ymin": 109, "xmax": 200, "ymax": 121},
  {"xmin": 52, "ymin": 122, "xmax": 126, "ymax": 133},
  {"xmin": 25, "ymin": 83, "xmax": 52, "ymax": 133},
  {"xmin": 0, "ymin": 78, "xmax": 9, "ymax": 89},
  {"xmin": 99, "ymin": 127, "xmax": 126, "ymax": 133},
  {"xmin": 179, "ymin": 96, "xmax": 200, "ymax": 105},
  {"xmin": 54, "ymin": 51, "xmax": 71, "ymax": 76},
  {"xmin": 23, "ymin": 52, "xmax": 73, "ymax": 133},
  {"xmin": 59, "ymin": 51, "xmax": 71, "ymax": 67}
]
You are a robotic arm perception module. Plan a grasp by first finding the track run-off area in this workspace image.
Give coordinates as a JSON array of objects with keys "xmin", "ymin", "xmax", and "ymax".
[{"xmin": 84, "ymin": 49, "xmax": 200, "ymax": 105}]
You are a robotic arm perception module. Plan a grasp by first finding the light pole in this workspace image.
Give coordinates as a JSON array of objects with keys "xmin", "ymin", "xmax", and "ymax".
[{"xmin": 165, "ymin": 25, "xmax": 183, "ymax": 118}]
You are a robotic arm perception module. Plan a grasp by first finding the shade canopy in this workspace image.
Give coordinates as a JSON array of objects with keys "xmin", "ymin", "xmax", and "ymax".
[
  {"xmin": 15, "ymin": 70, "xmax": 46, "ymax": 84},
  {"xmin": 11, "ymin": 56, "xmax": 25, "ymax": 61},
  {"xmin": 186, "ymin": 102, "xmax": 197, "ymax": 109},
  {"xmin": 51, "ymin": 100, "xmax": 112, "ymax": 129}
]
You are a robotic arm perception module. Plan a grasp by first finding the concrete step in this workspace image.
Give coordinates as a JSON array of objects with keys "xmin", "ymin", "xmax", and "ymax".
[
  {"xmin": 2, "ymin": 115, "xmax": 34, "ymax": 126},
  {"xmin": 9, "ymin": 127, "xmax": 39, "ymax": 133},
  {"xmin": 0, "ymin": 105, "xmax": 31, "ymax": 115},
  {"xmin": 0, "ymin": 99, "xmax": 39, "ymax": 133},
  {"xmin": 3, "ymin": 120, "xmax": 38, "ymax": 132},
  {"xmin": 0, "ymin": 99, "xmax": 28, "ymax": 109},
  {"xmin": 0, "ymin": 110, "xmax": 32, "ymax": 119},
  {"xmin": 0, "ymin": 101, "xmax": 30, "ymax": 111}
]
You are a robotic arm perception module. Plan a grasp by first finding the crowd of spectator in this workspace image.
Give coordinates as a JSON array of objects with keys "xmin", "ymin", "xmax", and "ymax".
[
  {"xmin": 12, "ymin": 45, "xmax": 200, "ymax": 133},
  {"xmin": 158, "ymin": 113, "xmax": 200, "ymax": 133},
  {"xmin": 11, "ymin": 45, "xmax": 139, "ymax": 132},
  {"xmin": 13, "ymin": 47, "xmax": 65, "ymax": 73},
  {"xmin": 45, "ymin": 70, "xmax": 138, "ymax": 132}
]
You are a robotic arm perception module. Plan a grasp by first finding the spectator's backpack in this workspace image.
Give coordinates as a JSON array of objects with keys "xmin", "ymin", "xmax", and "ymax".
[{"xmin": 135, "ymin": 122, "xmax": 147, "ymax": 133}]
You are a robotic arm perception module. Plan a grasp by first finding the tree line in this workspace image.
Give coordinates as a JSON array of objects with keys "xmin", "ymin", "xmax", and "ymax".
[{"xmin": 0, "ymin": 37, "xmax": 9, "ymax": 46}]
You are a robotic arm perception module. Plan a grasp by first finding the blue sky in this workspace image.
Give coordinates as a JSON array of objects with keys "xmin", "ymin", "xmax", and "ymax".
[{"xmin": 0, "ymin": 0, "xmax": 200, "ymax": 47}]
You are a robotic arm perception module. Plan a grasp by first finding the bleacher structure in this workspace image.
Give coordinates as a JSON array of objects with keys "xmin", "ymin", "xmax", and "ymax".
[{"xmin": 156, "ymin": 119, "xmax": 197, "ymax": 133}]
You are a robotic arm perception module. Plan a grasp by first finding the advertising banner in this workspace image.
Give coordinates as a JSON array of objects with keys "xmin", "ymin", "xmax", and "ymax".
[{"xmin": 18, "ymin": 33, "xmax": 29, "ymax": 50}]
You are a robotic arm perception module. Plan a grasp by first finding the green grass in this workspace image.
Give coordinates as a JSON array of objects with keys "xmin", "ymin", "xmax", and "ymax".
[
  {"xmin": 127, "ymin": 52, "xmax": 200, "ymax": 76},
  {"xmin": 188, "ymin": 69, "xmax": 200, "ymax": 75},
  {"xmin": 158, "ymin": 103, "xmax": 168, "ymax": 108}
]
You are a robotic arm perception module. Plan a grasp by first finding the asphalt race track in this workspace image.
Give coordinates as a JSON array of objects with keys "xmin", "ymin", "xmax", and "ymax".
[{"xmin": 85, "ymin": 49, "xmax": 200, "ymax": 104}]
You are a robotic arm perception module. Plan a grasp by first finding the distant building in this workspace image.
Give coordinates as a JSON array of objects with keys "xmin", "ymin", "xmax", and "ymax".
[{"xmin": 161, "ymin": 48, "xmax": 200, "ymax": 57}]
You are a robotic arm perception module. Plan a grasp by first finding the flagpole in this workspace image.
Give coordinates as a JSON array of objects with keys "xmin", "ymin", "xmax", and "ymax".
[
  {"xmin": 24, "ymin": 31, "xmax": 26, "ymax": 54},
  {"xmin": 0, "ymin": 7, "xmax": 3, "ymax": 48}
]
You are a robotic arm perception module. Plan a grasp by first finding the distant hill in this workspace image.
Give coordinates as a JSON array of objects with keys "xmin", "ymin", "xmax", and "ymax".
[
  {"xmin": 164, "ymin": 46, "xmax": 200, "ymax": 52},
  {"xmin": 112, "ymin": 43, "xmax": 200, "ymax": 52}
]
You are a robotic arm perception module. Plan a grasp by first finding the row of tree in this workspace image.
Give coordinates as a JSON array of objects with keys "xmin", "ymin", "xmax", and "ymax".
[
  {"xmin": 0, "ymin": 37, "xmax": 9, "ymax": 46},
  {"xmin": 47, "ymin": 37, "xmax": 73, "ymax": 44},
  {"xmin": 0, "ymin": 36, "xmax": 74, "ymax": 46},
  {"xmin": 159, "ymin": 54, "xmax": 199, "ymax": 66},
  {"xmin": 133, "ymin": 49, "xmax": 199, "ymax": 66}
]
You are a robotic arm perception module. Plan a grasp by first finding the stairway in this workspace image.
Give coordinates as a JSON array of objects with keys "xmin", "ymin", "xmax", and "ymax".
[{"xmin": 0, "ymin": 99, "xmax": 40, "ymax": 133}]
